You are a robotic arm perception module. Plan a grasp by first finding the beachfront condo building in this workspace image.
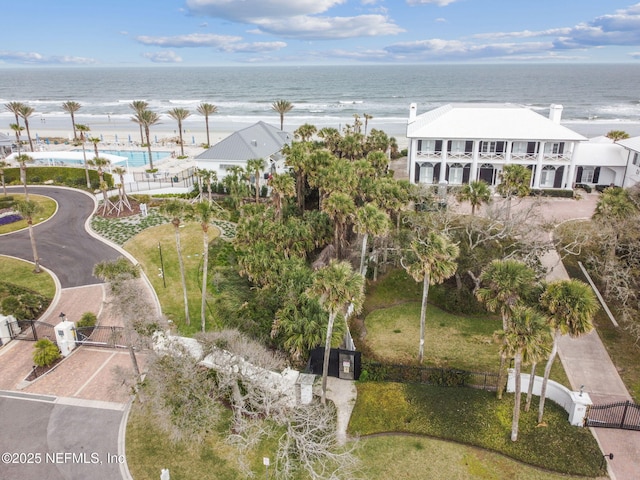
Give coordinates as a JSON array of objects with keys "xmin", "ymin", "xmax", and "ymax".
[{"xmin": 406, "ymin": 103, "xmax": 631, "ymax": 190}]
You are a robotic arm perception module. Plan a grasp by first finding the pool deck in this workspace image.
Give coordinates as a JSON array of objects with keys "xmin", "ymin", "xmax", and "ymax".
[{"xmin": 8, "ymin": 141, "xmax": 206, "ymax": 176}]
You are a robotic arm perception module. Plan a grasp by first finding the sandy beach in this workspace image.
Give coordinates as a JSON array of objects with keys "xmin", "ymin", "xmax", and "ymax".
[{"xmin": 5, "ymin": 111, "xmax": 640, "ymax": 173}]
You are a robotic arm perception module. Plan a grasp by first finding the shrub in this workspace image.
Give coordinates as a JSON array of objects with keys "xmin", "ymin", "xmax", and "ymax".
[
  {"xmin": 529, "ymin": 189, "xmax": 574, "ymax": 198},
  {"xmin": 2, "ymin": 167, "xmax": 111, "ymax": 190},
  {"xmin": 33, "ymin": 338, "xmax": 61, "ymax": 367},
  {"xmin": 77, "ymin": 312, "xmax": 97, "ymax": 328},
  {"xmin": 1, "ymin": 296, "xmax": 21, "ymax": 316}
]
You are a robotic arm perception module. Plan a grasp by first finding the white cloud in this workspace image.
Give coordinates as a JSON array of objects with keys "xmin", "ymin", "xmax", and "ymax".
[
  {"xmin": 473, "ymin": 28, "xmax": 571, "ymax": 40},
  {"xmin": 435, "ymin": 17, "xmax": 446, "ymax": 23},
  {"xmin": 0, "ymin": 51, "xmax": 95, "ymax": 64},
  {"xmin": 385, "ymin": 38, "xmax": 551, "ymax": 60},
  {"xmin": 185, "ymin": 0, "xmax": 345, "ymax": 21},
  {"xmin": 253, "ymin": 14, "xmax": 403, "ymax": 39},
  {"xmin": 185, "ymin": 0, "xmax": 401, "ymax": 41},
  {"xmin": 629, "ymin": 51, "xmax": 640, "ymax": 59},
  {"xmin": 471, "ymin": 3, "xmax": 640, "ymax": 49},
  {"xmin": 220, "ymin": 41, "xmax": 287, "ymax": 53},
  {"xmin": 136, "ymin": 33, "xmax": 242, "ymax": 47},
  {"xmin": 142, "ymin": 51, "xmax": 183, "ymax": 63},
  {"xmin": 406, "ymin": 0, "xmax": 458, "ymax": 6}
]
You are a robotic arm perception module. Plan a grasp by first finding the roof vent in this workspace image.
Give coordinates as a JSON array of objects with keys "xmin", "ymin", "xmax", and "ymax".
[
  {"xmin": 251, "ymin": 139, "xmax": 258, "ymax": 147},
  {"xmin": 409, "ymin": 103, "xmax": 417, "ymax": 122}
]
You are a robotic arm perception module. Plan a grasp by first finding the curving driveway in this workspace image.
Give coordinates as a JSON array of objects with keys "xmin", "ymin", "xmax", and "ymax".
[{"xmin": 0, "ymin": 186, "xmax": 122, "ymax": 288}]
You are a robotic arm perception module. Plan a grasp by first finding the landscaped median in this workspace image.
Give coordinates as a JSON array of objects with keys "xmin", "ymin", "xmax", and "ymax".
[{"xmin": 349, "ymin": 382, "xmax": 603, "ymax": 477}]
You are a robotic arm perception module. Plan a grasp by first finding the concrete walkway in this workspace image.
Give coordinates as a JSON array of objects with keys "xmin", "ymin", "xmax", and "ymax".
[{"xmin": 541, "ymin": 230, "xmax": 640, "ymax": 480}]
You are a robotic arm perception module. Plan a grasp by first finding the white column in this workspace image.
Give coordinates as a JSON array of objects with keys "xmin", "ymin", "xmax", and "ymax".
[
  {"xmin": 470, "ymin": 140, "xmax": 479, "ymax": 182},
  {"xmin": 408, "ymin": 138, "xmax": 418, "ymax": 183},
  {"xmin": 565, "ymin": 141, "xmax": 579, "ymax": 189},
  {"xmin": 505, "ymin": 140, "xmax": 512, "ymax": 164},
  {"xmin": 533, "ymin": 141, "xmax": 545, "ymax": 189},
  {"xmin": 439, "ymin": 140, "xmax": 448, "ymax": 183}
]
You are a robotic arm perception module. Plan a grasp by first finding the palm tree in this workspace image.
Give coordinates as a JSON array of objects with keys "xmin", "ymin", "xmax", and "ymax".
[
  {"xmin": 129, "ymin": 100, "xmax": 149, "ymax": 144},
  {"xmin": 605, "ymin": 130, "xmax": 630, "ymax": 142},
  {"xmin": 0, "ymin": 160, "xmax": 8, "ymax": 197},
  {"xmin": 456, "ymin": 180, "xmax": 492, "ymax": 215},
  {"xmin": 269, "ymin": 173, "xmax": 295, "ymax": 221},
  {"xmin": 112, "ymin": 166, "xmax": 132, "ymax": 214},
  {"xmin": 160, "ymin": 200, "xmax": 191, "ymax": 326},
  {"xmin": 476, "ymin": 259, "xmax": 536, "ymax": 398},
  {"xmin": 75, "ymin": 123, "xmax": 92, "ymax": 188},
  {"xmin": 13, "ymin": 200, "xmax": 43, "ymax": 273},
  {"xmin": 294, "ymin": 123, "xmax": 317, "ymax": 142},
  {"xmin": 283, "ymin": 141, "xmax": 312, "ymax": 211},
  {"xmin": 499, "ymin": 306, "xmax": 549, "ymax": 441},
  {"xmin": 246, "ymin": 158, "xmax": 266, "ymax": 203},
  {"xmin": 18, "ymin": 104, "xmax": 36, "ymax": 152},
  {"xmin": 197, "ymin": 103, "xmax": 218, "ymax": 147},
  {"xmin": 538, "ymin": 279, "xmax": 598, "ymax": 423},
  {"xmin": 354, "ymin": 203, "xmax": 390, "ymax": 276},
  {"xmin": 271, "ymin": 99, "xmax": 293, "ymax": 130},
  {"xmin": 306, "ymin": 260, "xmax": 364, "ymax": 405},
  {"xmin": 403, "ymin": 232, "xmax": 459, "ymax": 363},
  {"xmin": 61, "ymin": 101, "xmax": 82, "ymax": 140},
  {"xmin": 363, "ymin": 113, "xmax": 373, "ymax": 137},
  {"xmin": 593, "ymin": 186, "xmax": 637, "ymax": 220},
  {"xmin": 89, "ymin": 136, "xmax": 101, "ymax": 158},
  {"xmin": 192, "ymin": 201, "xmax": 215, "ymax": 333},
  {"xmin": 88, "ymin": 157, "xmax": 112, "ymax": 214},
  {"xmin": 496, "ymin": 164, "xmax": 531, "ymax": 219},
  {"xmin": 167, "ymin": 107, "xmax": 191, "ymax": 156},
  {"xmin": 132, "ymin": 109, "xmax": 160, "ymax": 170},
  {"xmin": 5, "ymin": 101, "xmax": 25, "ymax": 127},
  {"xmin": 10, "ymin": 123, "xmax": 24, "ymax": 154},
  {"xmin": 322, "ymin": 192, "xmax": 356, "ymax": 259},
  {"xmin": 15, "ymin": 154, "xmax": 33, "ymax": 200}
]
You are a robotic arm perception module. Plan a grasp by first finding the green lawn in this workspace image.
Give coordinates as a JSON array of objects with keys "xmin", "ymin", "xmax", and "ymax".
[
  {"xmin": 361, "ymin": 269, "xmax": 569, "ymax": 385},
  {"xmin": 350, "ymin": 382, "xmax": 603, "ymax": 477},
  {"xmin": 0, "ymin": 256, "xmax": 56, "ymax": 298},
  {"xmin": 124, "ymin": 222, "xmax": 220, "ymax": 336},
  {"xmin": 127, "ymin": 397, "xmax": 601, "ymax": 480},
  {"xmin": 359, "ymin": 435, "xmax": 602, "ymax": 480},
  {"xmin": 0, "ymin": 194, "xmax": 58, "ymax": 234}
]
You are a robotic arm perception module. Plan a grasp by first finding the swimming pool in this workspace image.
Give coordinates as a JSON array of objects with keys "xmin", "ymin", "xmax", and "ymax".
[{"xmin": 100, "ymin": 150, "xmax": 172, "ymax": 167}]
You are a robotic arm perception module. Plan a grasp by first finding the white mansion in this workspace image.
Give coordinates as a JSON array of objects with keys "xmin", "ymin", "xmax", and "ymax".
[{"xmin": 406, "ymin": 103, "xmax": 640, "ymax": 190}]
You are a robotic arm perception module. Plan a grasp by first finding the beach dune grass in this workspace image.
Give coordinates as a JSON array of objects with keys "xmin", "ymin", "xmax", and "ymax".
[
  {"xmin": 349, "ymin": 382, "xmax": 603, "ymax": 477},
  {"xmin": 123, "ymin": 222, "xmax": 220, "ymax": 335}
]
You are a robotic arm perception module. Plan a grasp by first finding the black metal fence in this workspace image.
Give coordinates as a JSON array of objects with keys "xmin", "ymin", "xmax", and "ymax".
[
  {"xmin": 8, "ymin": 320, "xmax": 56, "ymax": 343},
  {"xmin": 586, "ymin": 400, "xmax": 640, "ymax": 431},
  {"xmin": 128, "ymin": 167, "xmax": 197, "ymax": 192},
  {"xmin": 360, "ymin": 361, "xmax": 499, "ymax": 391}
]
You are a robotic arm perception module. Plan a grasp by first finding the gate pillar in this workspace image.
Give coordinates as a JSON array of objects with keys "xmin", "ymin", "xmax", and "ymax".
[
  {"xmin": 55, "ymin": 320, "xmax": 77, "ymax": 357},
  {"xmin": 0, "ymin": 315, "xmax": 14, "ymax": 345},
  {"xmin": 569, "ymin": 391, "xmax": 593, "ymax": 426}
]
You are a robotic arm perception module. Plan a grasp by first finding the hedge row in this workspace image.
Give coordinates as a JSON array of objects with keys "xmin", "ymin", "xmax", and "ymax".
[{"xmin": 2, "ymin": 167, "xmax": 113, "ymax": 190}]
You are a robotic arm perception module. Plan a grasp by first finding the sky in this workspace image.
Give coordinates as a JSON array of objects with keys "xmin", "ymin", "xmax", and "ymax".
[{"xmin": 2, "ymin": 0, "xmax": 640, "ymax": 66}]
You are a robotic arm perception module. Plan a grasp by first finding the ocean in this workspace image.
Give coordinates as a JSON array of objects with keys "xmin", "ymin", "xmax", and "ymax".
[{"xmin": 1, "ymin": 64, "xmax": 639, "ymax": 138}]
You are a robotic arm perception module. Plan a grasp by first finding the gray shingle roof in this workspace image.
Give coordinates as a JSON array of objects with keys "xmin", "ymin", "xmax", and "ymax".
[{"xmin": 196, "ymin": 121, "xmax": 292, "ymax": 161}]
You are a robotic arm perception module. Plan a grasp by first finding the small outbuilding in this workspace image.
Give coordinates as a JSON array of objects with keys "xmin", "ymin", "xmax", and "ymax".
[{"xmin": 195, "ymin": 121, "xmax": 292, "ymax": 180}]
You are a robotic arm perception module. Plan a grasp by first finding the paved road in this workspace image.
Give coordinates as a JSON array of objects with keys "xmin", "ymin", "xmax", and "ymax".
[
  {"xmin": 0, "ymin": 186, "xmax": 122, "ymax": 288},
  {"xmin": 0, "ymin": 392, "xmax": 126, "ymax": 480}
]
